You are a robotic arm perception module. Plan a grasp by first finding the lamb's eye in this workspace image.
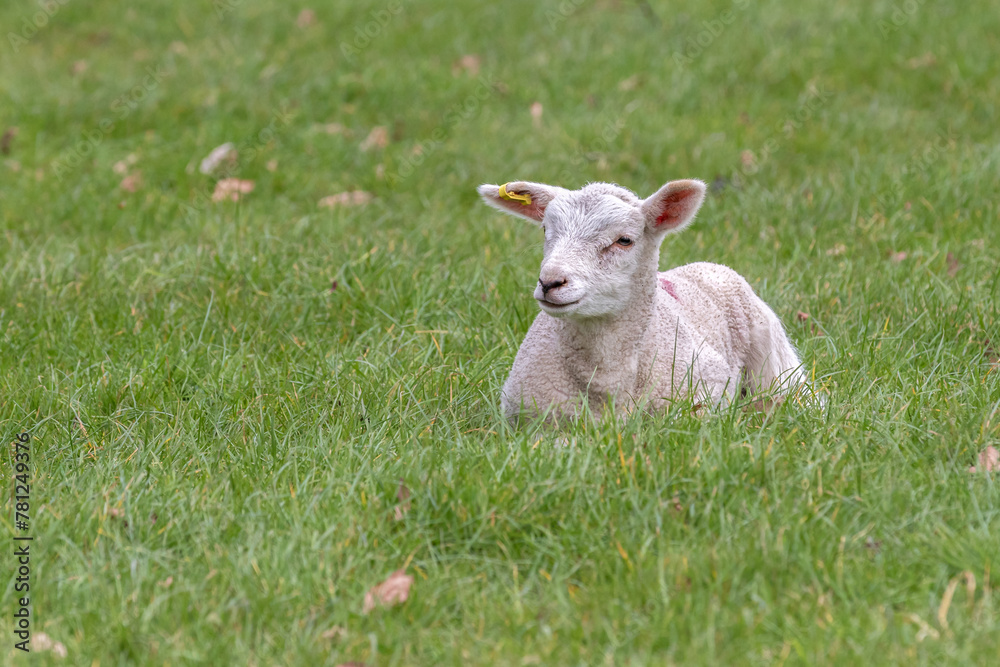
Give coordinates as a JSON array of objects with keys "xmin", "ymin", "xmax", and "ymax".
[{"xmin": 615, "ymin": 237, "xmax": 633, "ymax": 247}]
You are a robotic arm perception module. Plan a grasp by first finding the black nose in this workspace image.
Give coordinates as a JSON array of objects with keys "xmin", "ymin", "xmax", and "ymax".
[{"xmin": 539, "ymin": 278, "xmax": 567, "ymax": 294}]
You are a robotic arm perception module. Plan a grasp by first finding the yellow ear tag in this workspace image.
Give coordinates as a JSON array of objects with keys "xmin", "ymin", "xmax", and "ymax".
[{"xmin": 499, "ymin": 183, "xmax": 532, "ymax": 206}]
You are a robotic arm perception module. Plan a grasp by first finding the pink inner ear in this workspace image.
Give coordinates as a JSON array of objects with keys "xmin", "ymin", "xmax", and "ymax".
[
  {"xmin": 518, "ymin": 200, "xmax": 545, "ymax": 221},
  {"xmin": 497, "ymin": 194, "xmax": 545, "ymax": 221},
  {"xmin": 655, "ymin": 189, "xmax": 696, "ymax": 227}
]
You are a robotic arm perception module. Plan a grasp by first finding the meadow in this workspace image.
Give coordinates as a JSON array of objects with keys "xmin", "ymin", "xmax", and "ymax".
[{"xmin": 1, "ymin": 0, "xmax": 999, "ymax": 664}]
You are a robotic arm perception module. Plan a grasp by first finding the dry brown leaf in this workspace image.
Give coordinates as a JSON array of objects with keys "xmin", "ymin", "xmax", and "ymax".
[
  {"xmin": 1, "ymin": 127, "xmax": 17, "ymax": 155},
  {"xmin": 212, "ymin": 178, "xmax": 255, "ymax": 202},
  {"xmin": 889, "ymin": 251, "xmax": 907, "ymax": 263},
  {"xmin": 796, "ymin": 311, "xmax": 810, "ymax": 322},
  {"xmin": 296, "ymin": 9, "xmax": 317, "ymax": 28},
  {"xmin": 199, "ymin": 142, "xmax": 238, "ymax": 175},
  {"xmin": 618, "ymin": 75, "xmax": 640, "ymax": 91},
  {"xmin": 394, "ymin": 479, "xmax": 411, "ymax": 521},
  {"xmin": 946, "ymin": 252, "xmax": 960, "ymax": 277},
  {"xmin": 826, "ymin": 243, "xmax": 846, "ymax": 256},
  {"xmin": 906, "ymin": 52, "xmax": 937, "ymax": 69},
  {"xmin": 71, "ymin": 60, "xmax": 88, "ymax": 75},
  {"xmin": 362, "ymin": 569, "xmax": 413, "ymax": 613},
  {"xmin": 452, "ymin": 54, "xmax": 481, "ymax": 76},
  {"xmin": 360, "ymin": 126, "xmax": 389, "ymax": 151},
  {"xmin": 33, "ymin": 632, "xmax": 67, "ymax": 658},
  {"xmin": 113, "ymin": 153, "xmax": 138, "ymax": 175},
  {"xmin": 318, "ymin": 191, "xmax": 374, "ymax": 208},
  {"xmin": 317, "ymin": 122, "xmax": 347, "ymax": 135},
  {"xmin": 120, "ymin": 172, "xmax": 142, "ymax": 192},
  {"xmin": 321, "ymin": 626, "xmax": 347, "ymax": 641},
  {"xmin": 530, "ymin": 102, "xmax": 543, "ymax": 128},
  {"xmin": 968, "ymin": 446, "xmax": 999, "ymax": 473}
]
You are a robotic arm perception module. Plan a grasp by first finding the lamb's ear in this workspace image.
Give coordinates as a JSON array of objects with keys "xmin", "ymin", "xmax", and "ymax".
[
  {"xmin": 477, "ymin": 181, "xmax": 563, "ymax": 225},
  {"xmin": 641, "ymin": 179, "xmax": 707, "ymax": 234}
]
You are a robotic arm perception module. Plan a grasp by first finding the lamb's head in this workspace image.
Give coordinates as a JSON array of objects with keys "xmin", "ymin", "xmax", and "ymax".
[{"xmin": 477, "ymin": 179, "xmax": 706, "ymax": 319}]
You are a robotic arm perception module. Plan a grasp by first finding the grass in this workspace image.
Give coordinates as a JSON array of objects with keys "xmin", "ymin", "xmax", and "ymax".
[{"xmin": 1, "ymin": 0, "xmax": 999, "ymax": 664}]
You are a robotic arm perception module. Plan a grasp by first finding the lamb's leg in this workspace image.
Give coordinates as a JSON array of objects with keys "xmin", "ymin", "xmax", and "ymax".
[{"xmin": 744, "ymin": 300, "xmax": 806, "ymax": 399}]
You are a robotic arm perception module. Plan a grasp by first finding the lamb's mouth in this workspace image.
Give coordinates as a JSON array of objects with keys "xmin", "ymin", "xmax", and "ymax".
[{"xmin": 537, "ymin": 298, "xmax": 581, "ymax": 311}]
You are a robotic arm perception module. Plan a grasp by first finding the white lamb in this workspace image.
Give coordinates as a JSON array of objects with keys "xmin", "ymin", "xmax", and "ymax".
[{"xmin": 477, "ymin": 178, "xmax": 807, "ymax": 423}]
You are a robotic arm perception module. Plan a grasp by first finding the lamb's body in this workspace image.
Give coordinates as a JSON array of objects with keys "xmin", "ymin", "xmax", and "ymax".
[
  {"xmin": 502, "ymin": 262, "xmax": 803, "ymax": 420},
  {"xmin": 477, "ymin": 178, "xmax": 806, "ymax": 423}
]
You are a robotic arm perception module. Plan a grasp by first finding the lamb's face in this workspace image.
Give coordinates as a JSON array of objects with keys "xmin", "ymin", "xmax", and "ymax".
[
  {"xmin": 477, "ymin": 178, "xmax": 707, "ymax": 320},
  {"xmin": 534, "ymin": 190, "xmax": 651, "ymax": 319}
]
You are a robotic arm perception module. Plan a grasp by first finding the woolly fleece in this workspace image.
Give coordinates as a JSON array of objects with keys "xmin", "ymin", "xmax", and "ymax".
[{"xmin": 478, "ymin": 179, "xmax": 805, "ymax": 423}]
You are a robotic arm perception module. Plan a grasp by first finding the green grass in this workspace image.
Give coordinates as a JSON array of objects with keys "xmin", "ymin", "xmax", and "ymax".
[{"xmin": 2, "ymin": 0, "xmax": 999, "ymax": 664}]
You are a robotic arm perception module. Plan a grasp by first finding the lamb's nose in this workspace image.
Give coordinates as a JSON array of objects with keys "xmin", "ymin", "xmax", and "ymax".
[{"xmin": 539, "ymin": 277, "xmax": 567, "ymax": 295}]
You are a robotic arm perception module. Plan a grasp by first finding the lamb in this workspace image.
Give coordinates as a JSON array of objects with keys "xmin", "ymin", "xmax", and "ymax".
[{"xmin": 477, "ymin": 178, "xmax": 808, "ymax": 423}]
